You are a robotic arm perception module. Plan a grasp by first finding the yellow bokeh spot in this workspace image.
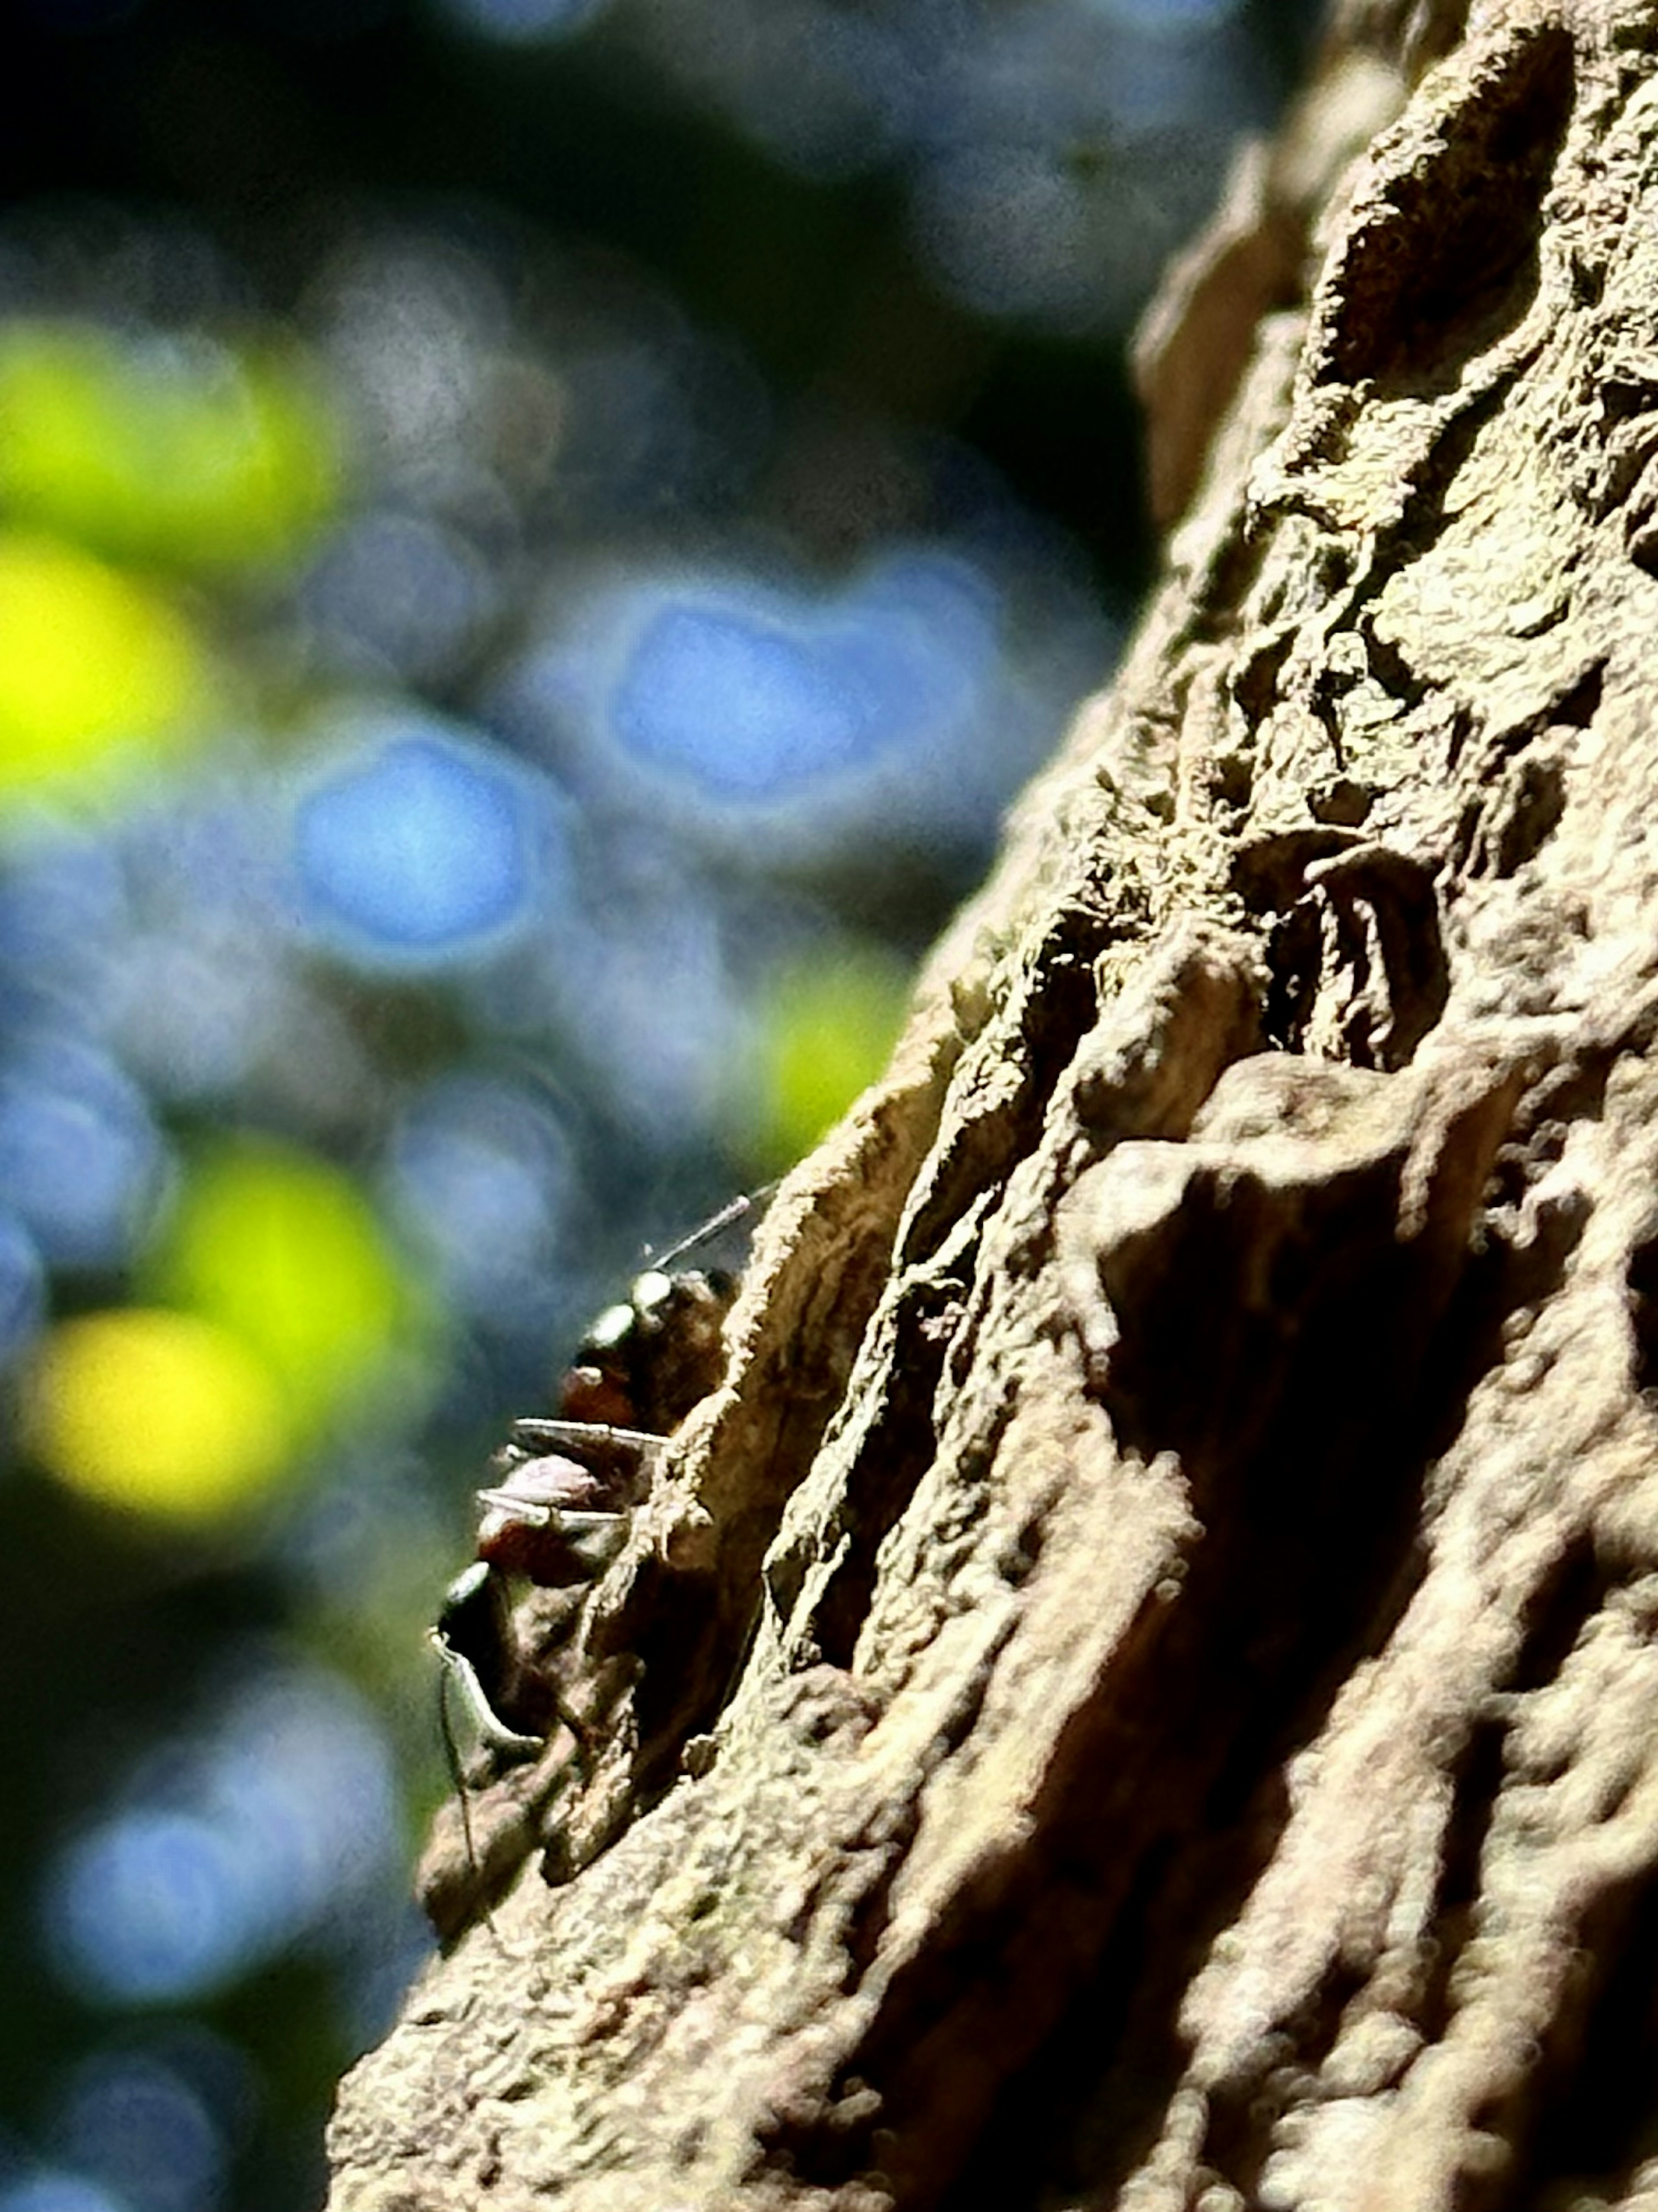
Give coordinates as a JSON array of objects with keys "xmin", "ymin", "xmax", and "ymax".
[
  {"xmin": 0, "ymin": 531, "xmax": 210, "ymax": 796},
  {"xmin": 147, "ymin": 1139, "xmax": 408, "ymax": 1431},
  {"xmin": 25, "ymin": 1307, "xmax": 290, "ymax": 1521},
  {"xmin": 0, "ymin": 320, "xmax": 344, "ymax": 573},
  {"xmin": 745, "ymin": 945, "xmax": 911, "ymax": 1170}
]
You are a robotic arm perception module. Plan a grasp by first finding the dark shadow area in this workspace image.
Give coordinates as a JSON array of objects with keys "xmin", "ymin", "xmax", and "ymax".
[
  {"xmin": 1623, "ymin": 1226, "xmax": 1658, "ymax": 1398},
  {"xmin": 1511, "ymin": 1854, "xmax": 1658, "ymax": 2199}
]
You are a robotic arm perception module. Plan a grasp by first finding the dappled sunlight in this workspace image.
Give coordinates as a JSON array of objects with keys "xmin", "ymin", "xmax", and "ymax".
[
  {"xmin": 145, "ymin": 1139, "xmax": 418, "ymax": 1433},
  {"xmin": 499, "ymin": 539, "xmax": 1091, "ymax": 866},
  {"xmin": 0, "ymin": 321, "xmax": 342, "ymax": 574},
  {"xmin": 23, "ymin": 1308, "xmax": 290, "ymax": 1519},
  {"xmin": 285, "ymin": 717, "xmax": 557, "ymax": 969},
  {"xmin": 0, "ymin": 534, "xmax": 213, "ymax": 799},
  {"xmin": 739, "ymin": 941, "xmax": 911, "ymax": 1169}
]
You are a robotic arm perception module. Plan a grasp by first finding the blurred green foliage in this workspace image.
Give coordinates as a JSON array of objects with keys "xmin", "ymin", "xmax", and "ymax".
[
  {"xmin": 0, "ymin": 532, "xmax": 214, "ymax": 798},
  {"xmin": 0, "ymin": 322, "xmax": 342, "ymax": 575},
  {"xmin": 147, "ymin": 1139, "xmax": 421, "ymax": 1441},
  {"xmin": 744, "ymin": 943, "xmax": 911, "ymax": 1172}
]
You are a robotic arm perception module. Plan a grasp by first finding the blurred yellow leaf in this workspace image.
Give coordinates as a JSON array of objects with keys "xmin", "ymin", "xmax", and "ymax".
[
  {"xmin": 0, "ymin": 320, "xmax": 344, "ymax": 572},
  {"xmin": 147, "ymin": 1138, "xmax": 411, "ymax": 1433},
  {"xmin": 0, "ymin": 531, "xmax": 212, "ymax": 795},
  {"xmin": 25, "ymin": 1307, "xmax": 290, "ymax": 1521}
]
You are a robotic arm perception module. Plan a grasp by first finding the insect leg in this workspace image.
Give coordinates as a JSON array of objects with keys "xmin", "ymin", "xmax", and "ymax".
[
  {"xmin": 471, "ymin": 1496, "xmax": 627, "ymax": 1536},
  {"xmin": 506, "ymin": 1417, "xmax": 666, "ymax": 1456},
  {"xmin": 428, "ymin": 1624, "xmax": 544, "ymax": 1760}
]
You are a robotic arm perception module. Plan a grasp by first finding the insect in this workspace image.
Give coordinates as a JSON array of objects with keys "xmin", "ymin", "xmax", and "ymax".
[
  {"xmin": 429, "ymin": 1414, "xmax": 667, "ymax": 1764},
  {"xmin": 423, "ymin": 1194, "xmax": 759, "ymax": 1930},
  {"xmin": 552, "ymin": 1192, "xmax": 755, "ymax": 1436}
]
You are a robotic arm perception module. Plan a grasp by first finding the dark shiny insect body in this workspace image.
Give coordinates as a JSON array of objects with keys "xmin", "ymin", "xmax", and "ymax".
[
  {"xmin": 429, "ymin": 1417, "xmax": 663, "ymax": 1763},
  {"xmin": 420, "ymin": 1203, "xmax": 763, "ymax": 1937},
  {"xmin": 556, "ymin": 1257, "xmax": 742, "ymax": 1435},
  {"xmin": 430, "ymin": 1207, "xmax": 752, "ymax": 1786}
]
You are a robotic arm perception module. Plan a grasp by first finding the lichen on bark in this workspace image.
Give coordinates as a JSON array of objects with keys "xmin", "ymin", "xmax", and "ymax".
[{"xmin": 327, "ymin": 3, "xmax": 1658, "ymax": 2206}]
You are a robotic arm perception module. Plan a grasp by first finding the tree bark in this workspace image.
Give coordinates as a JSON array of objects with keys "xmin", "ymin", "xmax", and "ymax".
[{"xmin": 326, "ymin": 1, "xmax": 1658, "ymax": 2204}]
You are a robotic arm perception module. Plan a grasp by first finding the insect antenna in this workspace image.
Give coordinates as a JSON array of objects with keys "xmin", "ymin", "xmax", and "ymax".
[
  {"xmin": 435, "ymin": 1657, "xmax": 504, "ymax": 1946},
  {"xmin": 645, "ymin": 1181, "xmax": 778, "ymax": 1273}
]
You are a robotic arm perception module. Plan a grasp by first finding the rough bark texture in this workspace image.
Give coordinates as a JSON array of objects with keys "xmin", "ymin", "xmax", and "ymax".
[{"xmin": 326, "ymin": 1, "xmax": 1658, "ymax": 2204}]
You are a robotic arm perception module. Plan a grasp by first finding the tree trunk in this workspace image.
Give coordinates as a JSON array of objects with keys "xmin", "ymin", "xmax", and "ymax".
[{"xmin": 325, "ymin": 1, "xmax": 1658, "ymax": 2204}]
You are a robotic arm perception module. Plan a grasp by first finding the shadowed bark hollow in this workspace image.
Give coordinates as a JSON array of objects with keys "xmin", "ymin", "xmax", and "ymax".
[{"xmin": 326, "ymin": 1, "xmax": 1658, "ymax": 2205}]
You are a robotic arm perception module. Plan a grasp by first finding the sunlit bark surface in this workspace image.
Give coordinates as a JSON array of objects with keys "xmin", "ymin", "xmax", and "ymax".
[{"xmin": 326, "ymin": 3, "xmax": 1658, "ymax": 2204}]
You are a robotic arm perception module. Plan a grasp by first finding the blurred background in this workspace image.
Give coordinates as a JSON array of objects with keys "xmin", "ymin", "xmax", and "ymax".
[{"xmin": 0, "ymin": 1, "xmax": 1316, "ymax": 2207}]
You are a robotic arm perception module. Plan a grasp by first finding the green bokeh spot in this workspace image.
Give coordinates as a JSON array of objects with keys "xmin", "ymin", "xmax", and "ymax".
[
  {"xmin": 0, "ymin": 318, "xmax": 345, "ymax": 573},
  {"xmin": 0, "ymin": 530, "xmax": 214, "ymax": 799},
  {"xmin": 146, "ymin": 1138, "xmax": 417, "ymax": 1435},
  {"xmin": 747, "ymin": 944, "xmax": 911, "ymax": 1171}
]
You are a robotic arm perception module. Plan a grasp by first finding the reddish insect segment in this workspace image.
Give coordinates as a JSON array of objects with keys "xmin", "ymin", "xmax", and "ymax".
[
  {"xmin": 556, "ymin": 1259, "xmax": 740, "ymax": 1434},
  {"xmin": 474, "ymin": 1418, "xmax": 661, "ymax": 1582},
  {"xmin": 430, "ymin": 1218, "xmax": 747, "ymax": 1772}
]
